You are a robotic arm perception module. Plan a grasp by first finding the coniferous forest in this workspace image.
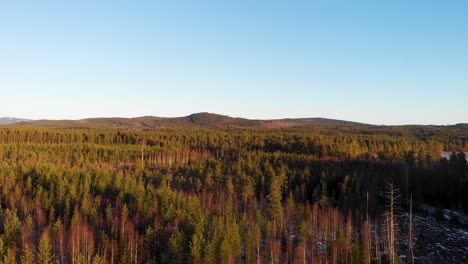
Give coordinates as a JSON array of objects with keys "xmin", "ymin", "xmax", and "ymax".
[{"xmin": 0, "ymin": 124, "xmax": 467, "ymax": 263}]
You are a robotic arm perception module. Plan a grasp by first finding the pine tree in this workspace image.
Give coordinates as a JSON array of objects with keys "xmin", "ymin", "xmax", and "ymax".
[
  {"xmin": 3, "ymin": 209, "xmax": 21, "ymax": 249},
  {"xmin": 240, "ymin": 172, "xmax": 255, "ymax": 211},
  {"xmin": 225, "ymin": 221, "xmax": 242, "ymax": 264},
  {"xmin": 350, "ymin": 237, "xmax": 363, "ymax": 264},
  {"xmin": 37, "ymin": 231, "xmax": 54, "ymax": 264},
  {"xmin": 190, "ymin": 218, "xmax": 205, "ymax": 263},
  {"xmin": 244, "ymin": 224, "xmax": 257, "ymax": 264},
  {"xmin": 0, "ymin": 235, "xmax": 5, "ymax": 258},
  {"xmin": 3, "ymin": 249, "xmax": 17, "ymax": 264},
  {"xmin": 21, "ymin": 244, "xmax": 36, "ymax": 264},
  {"xmin": 91, "ymin": 255, "xmax": 102, "ymax": 264},
  {"xmin": 169, "ymin": 229, "xmax": 185, "ymax": 263},
  {"xmin": 267, "ymin": 173, "xmax": 284, "ymax": 228}
]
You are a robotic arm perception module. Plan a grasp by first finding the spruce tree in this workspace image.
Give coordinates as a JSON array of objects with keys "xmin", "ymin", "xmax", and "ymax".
[
  {"xmin": 267, "ymin": 173, "xmax": 283, "ymax": 229},
  {"xmin": 3, "ymin": 249, "xmax": 16, "ymax": 264},
  {"xmin": 21, "ymin": 244, "xmax": 36, "ymax": 264},
  {"xmin": 37, "ymin": 232, "xmax": 54, "ymax": 264}
]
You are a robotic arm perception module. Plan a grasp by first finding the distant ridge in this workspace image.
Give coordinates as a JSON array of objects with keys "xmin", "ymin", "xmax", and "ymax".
[
  {"xmin": 8, "ymin": 112, "xmax": 364, "ymax": 129},
  {"xmin": 5, "ymin": 113, "xmax": 467, "ymax": 131},
  {"xmin": 0, "ymin": 117, "xmax": 31, "ymax": 125},
  {"xmin": 454, "ymin": 123, "xmax": 468, "ymax": 129}
]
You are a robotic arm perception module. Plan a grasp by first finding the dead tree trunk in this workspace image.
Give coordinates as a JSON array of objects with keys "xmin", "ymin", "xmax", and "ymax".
[
  {"xmin": 385, "ymin": 181, "xmax": 400, "ymax": 264},
  {"xmin": 409, "ymin": 193, "xmax": 414, "ymax": 264}
]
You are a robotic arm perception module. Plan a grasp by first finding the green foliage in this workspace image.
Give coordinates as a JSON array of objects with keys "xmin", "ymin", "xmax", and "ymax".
[
  {"xmin": 37, "ymin": 232, "xmax": 53, "ymax": 264},
  {"xmin": 169, "ymin": 229, "xmax": 186, "ymax": 263},
  {"xmin": 0, "ymin": 126, "xmax": 465, "ymax": 262},
  {"xmin": 0, "ymin": 236, "xmax": 5, "ymax": 258},
  {"xmin": 222, "ymin": 221, "xmax": 242, "ymax": 263},
  {"xmin": 2, "ymin": 249, "xmax": 16, "ymax": 264},
  {"xmin": 350, "ymin": 240, "xmax": 362, "ymax": 264},
  {"xmin": 20, "ymin": 244, "xmax": 36, "ymax": 264},
  {"xmin": 190, "ymin": 218, "xmax": 205, "ymax": 263},
  {"xmin": 244, "ymin": 224, "xmax": 258, "ymax": 264},
  {"xmin": 3, "ymin": 209, "xmax": 21, "ymax": 249},
  {"xmin": 91, "ymin": 255, "xmax": 102, "ymax": 264},
  {"xmin": 267, "ymin": 172, "xmax": 284, "ymax": 224}
]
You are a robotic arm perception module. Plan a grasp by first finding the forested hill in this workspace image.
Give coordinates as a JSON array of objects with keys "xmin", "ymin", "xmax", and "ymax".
[
  {"xmin": 6, "ymin": 113, "xmax": 468, "ymax": 150},
  {"xmin": 9, "ymin": 112, "xmax": 364, "ymax": 129},
  {"xmin": 8, "ymin": 113, "xmax": 468, "ymax": 131}
]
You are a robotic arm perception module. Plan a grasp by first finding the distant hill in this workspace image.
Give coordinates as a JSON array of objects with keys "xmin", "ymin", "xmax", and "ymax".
[
  {"xmin": 10, "ymin": 112, "xmax": 364, "ymax": 129},
  {"xmin": 454, "ymin": 123, "xmax": 468, "ymax": 129},
  {"xmin": 0, "ymin": 117, "xmax": 31, "ymax": 125},
  {"xmin": 7, "ymin": 114, "xmax": 468, "ymax": 135}
]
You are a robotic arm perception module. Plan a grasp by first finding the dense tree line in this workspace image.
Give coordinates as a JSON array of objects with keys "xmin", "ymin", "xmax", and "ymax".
[{"xmin": 0, "ymin": 127, "xmax": 466, "ymax": 263}]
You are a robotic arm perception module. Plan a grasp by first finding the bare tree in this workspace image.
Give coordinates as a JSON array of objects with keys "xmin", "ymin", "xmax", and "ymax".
[
  {"xmin": 409, "ymin": 193, "xmax": 414, "ymax": 264},
  {"xmin": 385, "ymin": 181, "xmax": 400, "ymax": 264},
  {"xmin": 367, "ymin": 191, "xmax": 371, "ymax": 264}
]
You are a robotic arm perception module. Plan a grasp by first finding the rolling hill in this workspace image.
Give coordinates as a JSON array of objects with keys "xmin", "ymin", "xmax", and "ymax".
[
  {"xmin": 8, "ymin": 112, "xmax": 364, "ymax": 129},
  {"xmin": 5, "ymin": 113, "xmax": 467, "ymax": 144}
]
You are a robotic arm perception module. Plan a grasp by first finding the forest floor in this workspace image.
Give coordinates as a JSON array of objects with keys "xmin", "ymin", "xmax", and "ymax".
[{"xmin": 397, "ymin": 210, "xmax": 468, "ymax": 263}]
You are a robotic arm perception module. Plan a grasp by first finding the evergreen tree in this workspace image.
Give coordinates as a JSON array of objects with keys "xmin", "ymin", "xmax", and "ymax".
[
  {"xmin": 37, "ymin": 232, "xmax": 54, "ymax": 264},
  {"xmin": 0, "ymin": 236, "xmax": 5, "ymax": 259},
  {"xmin": 224, "ymin": 221, "xmax": 242, "ymax": 263},
  {"xmin": 2, "ymin": 249, "xmax": 16, "ymax": 264},
  {"xmin": 3, "ymin": 209, "xmax": 21, "ymax": 249},
  {"xmin": 190, "ymin": 218, "xmax": 205, "ymax": 263},
  {"xmin": 21, "ymin": 244, "xmax": 36, "ymax": 264},
  {"xmin": 267, "ymin": 172, "xmax": 284, "ymax": 231},
  {"xmin": 169, "ymin": 229, "xmax": 186, "ymax": 263}
]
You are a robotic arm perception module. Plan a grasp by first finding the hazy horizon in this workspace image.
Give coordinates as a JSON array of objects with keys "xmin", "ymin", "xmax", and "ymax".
[{"xmin": 1, "ymin": 1, "xmax": 467, "ymax": 125}]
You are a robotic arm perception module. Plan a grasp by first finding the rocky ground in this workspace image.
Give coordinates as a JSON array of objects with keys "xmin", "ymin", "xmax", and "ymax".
[{"xmin": 396, "ymin": 208, "xmax": 468, "ymax": 263}]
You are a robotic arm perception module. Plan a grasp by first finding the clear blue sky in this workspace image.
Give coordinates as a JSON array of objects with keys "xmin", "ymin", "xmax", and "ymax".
[{"xmin": 0, "ymin": 0, "xmax": 467, "ymax": 125}]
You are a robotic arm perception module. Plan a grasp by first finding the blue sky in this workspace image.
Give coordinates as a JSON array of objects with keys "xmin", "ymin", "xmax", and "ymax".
[{"xmin": 0, "ymin": 0, "xmax": 467, "ymax": 125}]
